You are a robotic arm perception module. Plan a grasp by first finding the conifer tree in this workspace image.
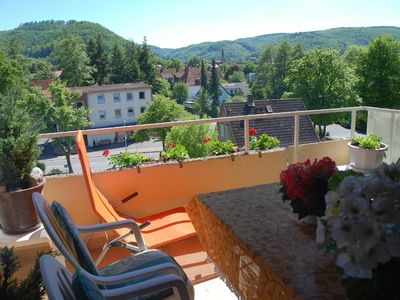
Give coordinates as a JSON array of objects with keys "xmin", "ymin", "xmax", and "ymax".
[
  {"xmin": 200, "ymin": 60, "xmax": 208, "ymax": 90},
  {"xmin": 124, "ymin": 41, "xmax": 140, "ymax": 82},
  {"xmin": 93, "ymin": 35, "xmax": 109, "ymax": 85},
  {"xmin": 139, "ymin": 37, "xmax": 157, "ymax": 87},
  {"xmin": 8, "ymin": 36, "xmax": 22, "ymax": 60},
  {"xmin": 110, "ymin": 43, "xmax": 125, "ymax": 83},
  {"xmin": 208, "ymin": 59, "xmax": 220, "ymax": 117},
  {"xmin": 86, "ymin": 38, "xmax": 96, "ymax": 67},
  {"xmin": 53, "ymin": 35, "xmax": 93, "ymax": 86}
]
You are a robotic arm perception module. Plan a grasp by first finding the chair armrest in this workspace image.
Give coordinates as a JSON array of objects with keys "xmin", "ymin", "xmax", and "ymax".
[
  {"xmin": 102, "ymin": 274, "xmax": 191, "ymax": 300},
  {"xmin": 85, "ymin": 262, "xmax": 182, "ymax": 284},
  {"xmin": 77, "ymin": 220, "xmax": 145, "ymax": 251}
]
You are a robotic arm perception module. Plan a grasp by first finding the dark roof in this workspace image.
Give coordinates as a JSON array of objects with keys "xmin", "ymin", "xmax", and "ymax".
[
  {"xmin": 70, "ymin": 82, "xmax": 152, "ymax": 93},
  {"xmin": 220, "ymin": 99, "xmax": 319, "ymax": 148}
]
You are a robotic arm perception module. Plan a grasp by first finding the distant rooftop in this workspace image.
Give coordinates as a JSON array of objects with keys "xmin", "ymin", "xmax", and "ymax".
[
  {"xmin": 70, "ymin": 82, "xmax": 152, "ymax": 93},
  {"xmin": 220, "ymin": 98, "xmax": 320, "ymax": 147}
]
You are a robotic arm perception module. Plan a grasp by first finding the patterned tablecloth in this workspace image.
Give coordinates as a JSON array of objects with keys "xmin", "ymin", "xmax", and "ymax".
[{"xmin": 186, "ymin": 184, "xmax": 347, "ymax": 300}]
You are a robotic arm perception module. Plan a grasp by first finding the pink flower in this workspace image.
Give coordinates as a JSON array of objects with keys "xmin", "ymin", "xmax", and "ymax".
[
  {"xmin": 249, "ymin": 128, "xmax": 257, "ymax": 135},
  {"xmin": 102, "ymin": 149, "xmax": 110, "ymax": 156}
]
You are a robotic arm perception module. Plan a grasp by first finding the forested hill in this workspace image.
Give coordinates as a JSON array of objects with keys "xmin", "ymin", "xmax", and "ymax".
[
  {"xmin": 0, "ymin": 20, "xmax": 127, "ymax": 58},
  {"xmin": 152, "ymin": 26, "xmax": 400, "ymax": 61},
  {"xmin": 1, "ymin": 21, "xmax": 400, "ymax": 61}
]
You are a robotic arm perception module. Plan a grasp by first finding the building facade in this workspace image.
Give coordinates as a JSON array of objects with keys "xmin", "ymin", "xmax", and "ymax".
[{"xmin": 71, "ymin": 82, "xmax": 152, "ymax": 147}]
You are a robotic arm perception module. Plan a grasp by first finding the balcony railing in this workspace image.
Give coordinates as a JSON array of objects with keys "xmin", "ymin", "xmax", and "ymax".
[{"xmin": 39, "ymin": 106, "xmax": 400, "ymax": 164}]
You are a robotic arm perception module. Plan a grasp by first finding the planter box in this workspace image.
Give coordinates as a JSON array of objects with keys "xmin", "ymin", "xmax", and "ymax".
[{"xmin": 348, "ymin": 142, "xmax": 388, "ymax": 172}]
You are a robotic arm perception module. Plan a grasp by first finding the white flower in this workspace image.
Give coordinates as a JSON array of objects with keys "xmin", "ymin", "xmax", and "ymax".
[
  {"xmin": 325, "ymin": 191, "xmax": 342, "ymax": 218},
  {"xmin": 339, "ymin": 176, "xmax": 365, "ymax": 196},
  {"xmin": 352, "ymin": 218, "xmax": 382, "ymax": 249},
  {"xmin": 331, "ymin": 218, "xmax": 354, "ymax": 248},
  {"xmin": 371, "ymin": 195, "xmax": 395, "ymax": 222},
  {"xmin": 340, "ymin": 194, "xmax": 370, "ymax": 217},
  {"xmin": 336, "ymin": 252, "xmax": 372, "ymax": 279},
  {"xmin": 353, "ymin": 242, "xmax": 391, "ymax": 270}
]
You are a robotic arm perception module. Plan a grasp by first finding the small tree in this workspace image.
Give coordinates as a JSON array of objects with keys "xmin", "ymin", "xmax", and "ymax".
[
  {"xmin": 228, "ymin": 71, "xmax": 246, "ymax": 83},
  {"xmin": 47, "ymin": 80, "xmax": 90, "ymax": 173},
  {"xmin": 193, "ymin": 87, "xmax": 211, "ymax": 117},
  {"xmin": 134, "ymin": 95, "xmax": 192, "ymax": 149},
  {"xmin": 166, "ymin": 123, "xmax": 212, "ymax": 158},
  {"xmin": 209, "ymin": 59, "xmax": 221, "ymax": 117},
  {"xmin": 172, "ymin": 82, "xmax": 188, "ymax": 104},
  {"xmin": 200, "ymin": 60, "xmax": 208, "ymax": 90}
]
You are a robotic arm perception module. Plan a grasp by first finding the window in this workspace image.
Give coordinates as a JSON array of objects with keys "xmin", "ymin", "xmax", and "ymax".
[
  {"xmin": 139, "ymin": 91, "xmax": 145, "ymax": 99},
  {"xmin": 140, "ymin": 107, "xmax": 146, "ymax": 113},
  {"xmin": 127, "ymin": 92, "xmax": 133, "ymax": 101},
  {"xmin": 76, "ymin": 101, "xmax": 84, "ymax": 108},
  {"xmin": 114, "ymin": 109, "xmax": 121, "ymax": 118},
  {"xmin": 127, "ymin": 107, "xmax": 135, "ymax": 117},
  {"xmin": 97, "ymin": 94, "xmax": 105, "ymax": 104},
  {"xmin": 99, "ymin": 110, "xmax": 106, "ymax": 120},
  {"xmin": 113, "ymin": 93, "xmax": 121, "ymax": 102},
  {"xmin": 266, "ymin": 105, "xmax": 273, "ymax": 113}
]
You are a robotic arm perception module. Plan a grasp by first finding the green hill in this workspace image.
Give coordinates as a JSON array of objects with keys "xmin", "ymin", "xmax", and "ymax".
[
  {"xmin": 151, "ymin": 26, "xmax": 400, "ymax": 61},
  {"xmin": 1, "ymin": 21, "xmax": 399, "ymax": 62},
  {"xmin": 0, "ymin": 20, "xmax": 127, "ymax": 58}
]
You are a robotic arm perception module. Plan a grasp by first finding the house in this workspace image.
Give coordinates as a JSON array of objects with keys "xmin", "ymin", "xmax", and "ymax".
[
  {"xmin": 218, "ymin": 98, "xmax": 320, "ymax": 148},
  {"xmin": 219, "ymin": 82, "xmax": 250, "ymax": 102},
  {"xmin": 184, "ymin": 82, "xmax": 251, "ymax": 109},
  {"xmin": 71, "ymin": 82, "xmax": 152, "ymax": 147},
  {"xmin": 160, "ymin": 66, "xmax": 209, "ymax": 86}
]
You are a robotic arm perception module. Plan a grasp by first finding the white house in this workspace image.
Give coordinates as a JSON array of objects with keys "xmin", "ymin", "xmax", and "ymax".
[
  {"xmin": 185, "ymin": 82, "xmax": 250, "ymax": 108},
  {"xmin": 71, "ymin": 82, "xmax": 152, "ymax": 147}
]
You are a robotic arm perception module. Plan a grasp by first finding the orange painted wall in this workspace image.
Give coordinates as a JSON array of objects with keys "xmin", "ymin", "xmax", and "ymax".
[{"xmin": 43, "ymin": 149, "xmax": 288, "ymax": 223}]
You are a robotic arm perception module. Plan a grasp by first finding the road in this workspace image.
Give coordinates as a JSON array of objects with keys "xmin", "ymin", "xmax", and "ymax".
[{"xmin": 39, "ymin": 139, "xmax": 163, "ymax": 174}]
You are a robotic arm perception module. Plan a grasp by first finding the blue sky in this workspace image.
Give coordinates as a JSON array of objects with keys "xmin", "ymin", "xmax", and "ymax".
[{"xmin": 1, "ymin": 0, "xmax": 399, "ymax": 48}]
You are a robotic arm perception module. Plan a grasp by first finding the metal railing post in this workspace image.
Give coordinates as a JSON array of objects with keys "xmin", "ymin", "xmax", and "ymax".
[
  {"xmin": 244, "ymin": 119, "xmax": 250, "ymax": 153},
  {"xmin": 350, "ymin": 109, "xmax": 357, "ymax": 138},
  {"xmin": 294, "ymin": 114, "xmax": 299, "ymax": 163},
  {"xmin": 389, "ymin": 112, "xmax": 396, "ymax": 162}
]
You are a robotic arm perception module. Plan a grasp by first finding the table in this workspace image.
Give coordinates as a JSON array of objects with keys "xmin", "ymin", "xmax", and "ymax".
[{"xmin": 186, "ymin": 184, "xmax": 347, "ymax": 300}]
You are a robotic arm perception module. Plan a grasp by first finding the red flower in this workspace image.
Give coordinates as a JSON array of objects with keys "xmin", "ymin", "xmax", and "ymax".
[
  {"xmin": 249, "ymin": 128, "xmax": 257, "ymax": 135},
  {"xmin": 167, "ymin": 141, "xmax": 176, "ymax": 148},
  {"xmin": 203, "ymin": 136, "xmax": 211, "ymax": 143},
  {"xmin": 102, "ymin": 149, "xmax": 110, "ymax": 156}
]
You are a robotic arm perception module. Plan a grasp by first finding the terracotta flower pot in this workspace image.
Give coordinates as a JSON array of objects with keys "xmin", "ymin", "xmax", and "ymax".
[{"xmin": 0, "ymin": 179, "xmax": 46, "ymax": 234}]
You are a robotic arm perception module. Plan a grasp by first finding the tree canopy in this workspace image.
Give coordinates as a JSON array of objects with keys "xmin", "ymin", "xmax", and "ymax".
[{"xmin": 134, "ymin": 95, "xmax": 192, "ymax": 148}]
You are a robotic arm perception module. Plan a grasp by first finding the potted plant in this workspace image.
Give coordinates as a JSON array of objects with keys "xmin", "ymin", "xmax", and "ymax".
[
  {"xmin": 0, "ymin": 90, "xmax": 45, "ymax": 234},
  {"xmin": 279, "ymin": 157, "xmax": 337, "ymax": 222},
  {"xmin": 324, "ymin": 161, "xmax": 400, "ymax": 299},
  {"xmin": 348, "ymin": 134, "xmax": 388, "ymax": 172}
]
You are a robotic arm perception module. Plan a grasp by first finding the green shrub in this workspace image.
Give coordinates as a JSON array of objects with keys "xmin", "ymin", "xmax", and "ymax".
[
  {"xmin": 205, "ymin": 140, "xmax": 236, "ymax": 156},
  {"xmin": 0, "ymin": 90, "xmax": 42, "ymax": 191},
  {"xmin": 351, "ymin": 134, "xmax": 382, "ymax": 150},
  {"xmin": 250, "ymin": 134, "xmax": 280, "ymax": 151},
  {"xmin": 166, "ymin": 124, "xmax": 212, "ymax": 158},
  {"xmin": 47, "ymin": 168, "xmax": 63, "ymax": 175},
  {"xmin": 0, "ymin": 246, "xmax": 46, "ymax": 300},
  {"xmin": 161, "ymin": 144, "xmax": 189, "ymax": 161},
  {"xmin": 108, "ymin": 152, "xmax": 151, "ymax": 169}
]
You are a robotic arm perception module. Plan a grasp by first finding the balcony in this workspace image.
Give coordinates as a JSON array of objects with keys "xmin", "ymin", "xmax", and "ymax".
[{"xmin": 1, "ymin": 106, "xmax": 399, "ymax": 299}]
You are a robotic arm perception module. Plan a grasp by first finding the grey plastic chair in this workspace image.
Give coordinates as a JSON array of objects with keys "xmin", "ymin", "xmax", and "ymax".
[
  {"xmin": 39, "ymin": 255, "xmax": 191, "ymax": 300},
  {"xmin": 33, "ymin": 192, "xmax": 194, "ymax": 300}
]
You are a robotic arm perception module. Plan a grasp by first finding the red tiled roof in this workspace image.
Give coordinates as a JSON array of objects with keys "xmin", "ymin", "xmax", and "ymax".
[{"xmin": 31, "ymin": 79, "xmax": 53, "ymax": 97}]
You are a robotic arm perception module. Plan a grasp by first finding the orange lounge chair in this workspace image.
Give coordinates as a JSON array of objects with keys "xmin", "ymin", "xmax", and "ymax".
[{"xmin": 76, "ymin": 130, "xmax": 196, "ymax": 257}]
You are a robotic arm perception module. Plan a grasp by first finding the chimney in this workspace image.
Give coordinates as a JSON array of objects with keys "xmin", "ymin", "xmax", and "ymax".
[{"xmin": 246, "ymin": 94, "xmax": 255, "ymax": 108}]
